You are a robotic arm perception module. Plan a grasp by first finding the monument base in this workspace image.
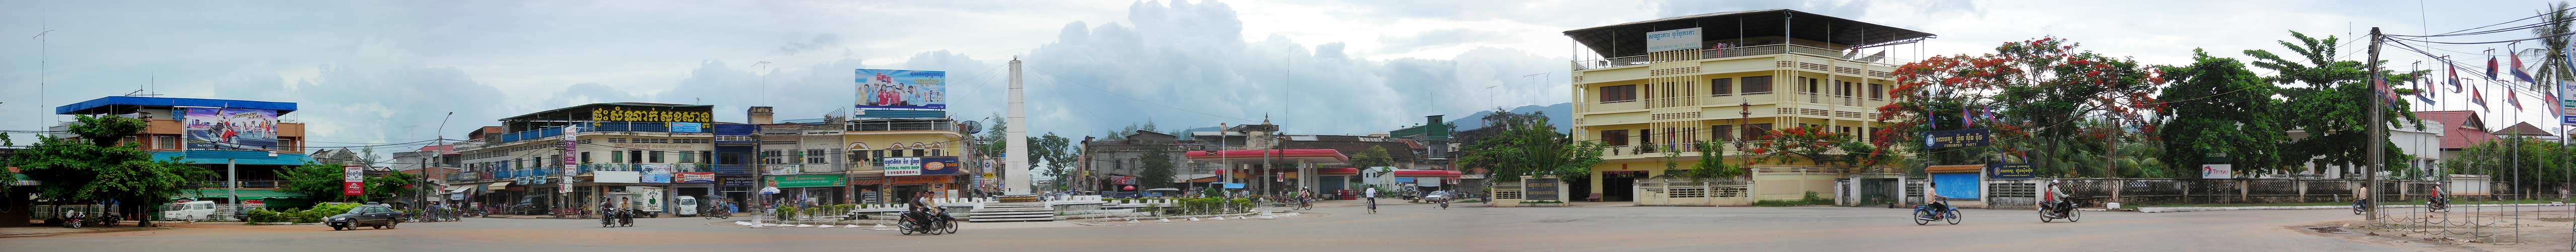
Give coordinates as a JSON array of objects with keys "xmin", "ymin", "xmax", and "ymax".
[{"xmin": 998, "ymin": 195, "xmax": 1042, "ymax": 203}]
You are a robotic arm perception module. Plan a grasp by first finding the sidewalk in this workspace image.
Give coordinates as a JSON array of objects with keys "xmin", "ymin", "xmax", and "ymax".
[{"xmin": 0, "ymin": 225, "xmax": 170, "ymax": 238}]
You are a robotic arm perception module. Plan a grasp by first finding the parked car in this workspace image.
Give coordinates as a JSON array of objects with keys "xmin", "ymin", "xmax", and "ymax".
[
  {"xmin": 1423, "ymin": 191, "xmax": 1449, "ymax": 203},
  {"xmin": 327, "ymin": 204, "xmax": 404, "ymax": 231},
  {"xmin": 675, "ymin": 196, "xmax": 699, "ymax": 217},
  {"xmin": 161, "ymin": 201, "xmax": 219, "ymax": 221}
]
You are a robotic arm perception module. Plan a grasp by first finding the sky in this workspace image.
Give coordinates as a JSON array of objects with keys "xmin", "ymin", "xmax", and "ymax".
[{"xmin": 0, "ymin": 0, "xmax": 2567, "ymax": 149}]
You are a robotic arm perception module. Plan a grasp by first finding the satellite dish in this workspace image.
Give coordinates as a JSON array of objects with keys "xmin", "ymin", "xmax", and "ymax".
[{"xmin": 960, "ymin": 120, "xmax": 983, "ymax": 134}]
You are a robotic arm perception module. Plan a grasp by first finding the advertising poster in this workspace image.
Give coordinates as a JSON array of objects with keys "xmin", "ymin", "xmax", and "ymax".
[
  {"xmin": 2201, "ymin": 164, "xmax": 2234, "ymax": 179},
  {"xmin": 182, "ymin": 107, "xmax": 281, "ymax": 150},
  {"xmin": 641, "ymin": 164, "xmax": 674, "ymax": 183},
  {"xmin": 918, "ymin": 157, "xmax": 961, "ymax": 175},
  {"xmin": 1989, "ymin": 163, "xmax": 2035, "ymax": 179},
  {"xmin": 884, "ymin": 157, "xmax": 923, "ymax": 176},
  {"xmin": 343, "ymin": 165, "xmax": 364, "ymax": 196},
  {"xmin": 855, "ymin": 69, "xmax": 947, "ymax": 110},
  {"xmin": 678, "ymin": 172, "xmax": 716, "ymax": 183}
]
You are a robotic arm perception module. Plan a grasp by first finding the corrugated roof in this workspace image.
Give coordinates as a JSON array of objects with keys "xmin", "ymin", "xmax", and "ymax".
[
  {"xmin": 55, "ymin": 96, "xmax": 299, "ymax": 115},
  {"xmin": 2418, "ymin": 110, "xmax": 2497, "ymax": 149},
  {"xmin": 2491, "ymin": 122, "xmax": 2555, "ymax": 137}
]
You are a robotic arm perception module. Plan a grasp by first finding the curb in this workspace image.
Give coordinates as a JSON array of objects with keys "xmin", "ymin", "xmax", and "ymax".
[
  {"xmin": 0, "ymin": 227, "xmax": 174, "ymax": 238},
  {"xmin": 2136, "ymin": 203, "xmax": 2564, "ymax": 213}
]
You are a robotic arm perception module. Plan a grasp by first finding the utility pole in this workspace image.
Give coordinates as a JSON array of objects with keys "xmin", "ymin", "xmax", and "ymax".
[
  {"xmin": 2364, "ymin": 27, "xmax": 2384, "ymax": 221},
  {"xmin": 428, "ymin": 112, "xmax": 450, "ymax": 217},
  {"xmin": 34, "ymin": 29, "xmax": 52, "ymax": 133}
]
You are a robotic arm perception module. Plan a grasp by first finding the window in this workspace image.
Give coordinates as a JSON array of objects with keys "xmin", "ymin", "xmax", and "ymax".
[
  {"xmin": 930, "ymin": 149, "xmax": 943, "ymax": 157},
  {"xmin": 679, "ymin": 151, "xmax": 695, "ymax": 163},
  {"xmin": 760, "ymin": 150, "xmax": 783, "ymax": 164},
  {"xmin": 1712, "ymin": 125, "xmax": 1735, "ymax": 142},
  {"xmin": 700, "ymin": 151, "xmax": 713, "ymax": 164},
  {"xmin": 580, "ymin": 152, "xmax": 593, "ymax": 164},
  {"xmin": 1741, "ymin": 76, "xmax": 1774, "ymax": 93},
  {"xmin": 805, "ymin": 149, "xmax": 827, "ymax": 164},
  {"xmin": 1638, "ymin": 129, "xmax": 1654, "ymax": 147},
  {"xmin": 1601, "ymin": 130, "xmax": 1630, "ymax": 146},
  {"xmin": 1805, "ymin": 78, "xmax": 1820, "ymax": 93},
  {"xmin": 721, "ymin": 153, "xmax": 745, "ymax": 165},
  {"xmin": 913, "ymin": 149, "xmax": 927, "ymax": 157},
  {"xmin": 630, "ymin": 151, "xmax": 645, "ymax": 164},
  {"xmin": 847, "ymin": 149, "xmax": 865, "ymax": 164},
  {"xmin": 1743, "ymin": 123, "xmax": 1774, "ymax": 140},
  {"xmin": 1838, "ymin": 81, "xmax": 1855, "ymax": 97},
  {"xmin": 650, "ymin": 151, "xmax": 667, "ymax": 163},
  {"xmin": 1869, "ymin": 84, "xmax": 1887, "ymax": 99},
  {"xmin": 549, "ymin": 155, "xmax": 561, "ymax": 166},
  {"xmin": 1840, "ymin": 127, "xmax": 1854, "ymax": 135},
  {"xmin": 1599, "ymin": 85, "xmax": 1639, "ymax": 102},
  {"xmin": 155, "ymin": 136, "xmax": 177, "ymax": 150},
  {"xmin": 612, "ymin": 151, "xmax": 626, "ymax": 163},
  {"xmin": 513, "ymin": 158, "xmax": 524, "ymax": 169},
  {"xmin": 1710, "ymin": 78, "xmax": 1734, "ymax": 96}
]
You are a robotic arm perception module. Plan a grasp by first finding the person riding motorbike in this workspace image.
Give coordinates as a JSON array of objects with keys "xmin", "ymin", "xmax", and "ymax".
[
  {"xmin": 906, "ymin": 194, "xmax": 938, "ymax": 232},
  {"xmin": 1925, "ymin": 181, "xmax": 1949, "ymax": 217},
  {"xmin": 2041, "ymin": 179, "xmax": 2072, "ymax": 217}
]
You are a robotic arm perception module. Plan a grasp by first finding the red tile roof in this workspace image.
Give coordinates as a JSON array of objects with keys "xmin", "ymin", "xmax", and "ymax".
[{"xmin": 2418, "ymin": 110, "xmax": 2494, "ymax": 149}]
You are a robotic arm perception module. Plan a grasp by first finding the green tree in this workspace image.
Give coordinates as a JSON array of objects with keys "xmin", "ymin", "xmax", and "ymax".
[
  {"xmin": 1, "ymin": 132, "xmax": 15, "ymax": 194},
  {"xmin": 1660, "ymin": 142, "xmax": 1743, "ymax": 181},
  {"xmin": 1350, "ymin": 146, "xmax": 1395, "ymax": 168},
  {"xmin": 280, "ymin": 162, "xmax": 353, "ymax": 204},
  {"xmin": 2534, "ymin": 2, "xmax": 2574, "ymax": 85},
  {"xmin": 2244, "ymin": 31, "xmax": 2423, "ymax": 174},
  {"xmin": 1136, "ymin": 144, "xmax": 1177, "ymax": 190},
  {"xmin": 978, "ymin": 113, "xmax": 1007, "ymax": 154},
  {"xmin": 1748, "ymin": 126, "xmax": 1884, "ymax": 172},
  {"xmin": 12, "ymin": 115, "xmax": 211, "ymax": 227},
  {"xmin": 1030, "ymin": 133, "xmax": 1077, "ymax": 191},
  {"xmin": 1879, "ymin": 37, "xmax": 2162, "ymax": 177},
  {"xmin": 2157, "ymin": 49, "xmax": 2285, "ymax": 177},
  {"xmin": 365, "ymin": 171, "xmax": 417, "ymax": 201},
  {"xmin": 1454, "ymin": 111, "xmax": 1604, "ymax": 182}
]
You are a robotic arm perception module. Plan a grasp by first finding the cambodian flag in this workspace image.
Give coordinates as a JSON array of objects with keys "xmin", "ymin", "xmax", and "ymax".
[
  {"xmin": 2471, "ymin": 87, "xmax": 2487, "ymax": 110},
  {"xmin": 2449, "ymin": 65, "xmax": 2463, "ymax": 93},
  {"xmin": 2512, "ymin": 51, "xmax": 2536, "ymax": 83}
]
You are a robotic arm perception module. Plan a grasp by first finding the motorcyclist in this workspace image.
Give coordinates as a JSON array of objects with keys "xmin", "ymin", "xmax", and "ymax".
[
  {"xmin": 907, "ymin": 194, "xmax": 936, "ymax": 230},
  {"xmin": 1925, "ymin": 181, "xmax": 1948, "ymax": 215},
  {"xmin": 2041, "ymin": 179, "xmax": 2069, "ymax": 215}
]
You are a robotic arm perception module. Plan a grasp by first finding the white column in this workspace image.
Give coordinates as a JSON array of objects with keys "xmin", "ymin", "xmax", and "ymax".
[{"xmin": 1004, "ymin": 58, "xmax": 1033, "ymax": 195}]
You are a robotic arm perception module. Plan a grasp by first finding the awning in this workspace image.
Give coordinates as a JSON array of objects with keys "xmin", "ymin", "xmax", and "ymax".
[
  {"xmin": 1392, "ymin": 170, "xmax": 1463, "ymax": 177},
  {"xmin": 177, "ymin": 189, "xmax": 305, "ymax": 200},
  {"xmin": 447, "ymin": 186, "xmax": 473, "ymax": 194},
  {"xmin": 486, "ymin": 181, "xmax": 513, "ymax": 190},
  {"xmin": 1183, "ymin": 149, "xmax": 1350, "ymax": 163},
  {"xmin": 1317, "ymin": 168, "xmax": 1358, "ymax": 175}
]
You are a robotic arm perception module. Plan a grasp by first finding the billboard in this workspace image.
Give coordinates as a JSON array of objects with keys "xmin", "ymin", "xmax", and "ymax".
[
  {"xmin": 677, "ymin": 172, "xmax": 716, "ymax": 183},
  {"xmin": 855, "ymin": 69, "xmax": 947, "ymax": 110},
  {"xmin": 918, "ymin": 157, "xmax": 962, "ymax": 175},
  {"xmin": 1924, "ymin": 129, "xmax": 1993, "ymax": 149},
  {"xmin": 640, "ymin": 164, "xmax": 674, "ymax": 183},
  {"xmin": 183, "ymin": 107, "xmax": 281, "ymax": 150},
  {"xmin": 884, "ymin": 157, "xmax": 923, "ymax": 176},
  {"xmin": 1989, "ymin": 163, "xmax": 2035, "ymax": 179},
  {"xmin": 1646, "ymin": 28, "xmax": 1703, "ymax": 52},
  {"xmin": 2201, "ymin": 164, "xmax": 2233, "ymax": 179},
  {"xmin": 342, "ymin": 164, "xmax": 364, "ymax": 196}
]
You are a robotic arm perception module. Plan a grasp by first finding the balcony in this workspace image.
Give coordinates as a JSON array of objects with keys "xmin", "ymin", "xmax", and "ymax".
[
  {"xmin": 497, "ymin": 122, "xmax": 713, "ymax": 143},
  {"xmin": 848, "ymin": 121, "xmax": 955, "ymax": 132},
  {"xmin": 1588, "ymin": 100, "xmax": 1645, "ymax": 113},
  {"xmin": 1575, "ymin": 44, "xmax": 1909, "ymax": 71},
  {"xmin": 202, "ymin": 180, "xmax": 289, "ymax": 189}
]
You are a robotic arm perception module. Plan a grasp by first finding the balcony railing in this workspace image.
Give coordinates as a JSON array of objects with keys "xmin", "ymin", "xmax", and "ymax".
[
  {"xmin": 202, "ymin": 180, "xmax": 289, "ymax": 188},
  {"xmin": 848, "ymin": 121, "xmax": 955, "ymax": 132},
  {"xmin": 1574, "ymin": 44, "xmax": 1910, "ymax": 71}
]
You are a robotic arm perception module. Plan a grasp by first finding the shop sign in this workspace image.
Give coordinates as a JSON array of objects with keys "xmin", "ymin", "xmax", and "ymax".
[
  {"xmin": 677, "ymin": 172, "xmax": 716, "ymax": 183},
  {"xmin": 884, "ymin": 157, "xmax": 922, "ymax": 176},
  {"xmin": 890, "ymin": 175, "xmax": 952, "ymax": 184},
  {"xmin": 1924, "ymin": 129, "xmax": 1992, "ymax": 149},
  {"xmin": 343, "ymin": 165, "xmax": 363, "ymax": 196},
  {"xmin": 918, "ymin": 157, "xmax": 960, "ymax": 175},
  {"xmin": 586, "ymin": 105, "xmax": 713, "ymax": 122},
  {"xmin": 1523, "ymin": 178, "xmax": 1561, "ymax": 201},
  {"xmin": 766, "ymin": 174, "xmax": 848, "ymax": 188},
  {"xmin": 1988, "ymin": 163, "xmax": 2034, "ymax": 179}
]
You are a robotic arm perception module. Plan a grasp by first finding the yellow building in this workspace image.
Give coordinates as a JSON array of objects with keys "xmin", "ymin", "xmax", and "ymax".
[{"xmin": 1564, "ymin": 10, "xmax": 1932, "ymax": 202}]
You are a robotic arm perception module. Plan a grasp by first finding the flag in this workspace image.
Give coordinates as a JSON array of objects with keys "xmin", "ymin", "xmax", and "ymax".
[
  {"xmin": 1961, "ymin": 107, "xmax": 1974, "ymax": 127},
  {"xmin": 2415, "ymin": 76, "xmax": 2437, "ymax": 105},
  {"xmin": 2487, "ymin": 53, "xmax": 2500, "ymax": 80},
  {"xmin": 2508, "ymin": 88, "xmax": 2523, "ymax": 110},
  {"xmin": 2511, "ymin": 50, "xmax": 2536, "ymax": 83},
  {"xmin": 2449, "ymin": 65, "xmax": 2463, "ymax": 93},
  {"xmin": 2465, "ymin": 88, "xmax": 2480, "ymax": 108}
]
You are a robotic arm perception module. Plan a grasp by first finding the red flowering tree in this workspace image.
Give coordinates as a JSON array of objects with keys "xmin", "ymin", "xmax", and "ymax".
[
  {"xmin": 1876, "ymin": 37, "xmax": 2165, "ymax": 176},
  {"xmin": 1750, "ymin": 126, "xmax": 1883, "ymax": 172}
]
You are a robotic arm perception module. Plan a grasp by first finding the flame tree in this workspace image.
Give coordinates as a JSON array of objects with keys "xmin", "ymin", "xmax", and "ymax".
[{"xmin": 1877, "ymin": 37, "xmax": 2165, "ymax": 177}]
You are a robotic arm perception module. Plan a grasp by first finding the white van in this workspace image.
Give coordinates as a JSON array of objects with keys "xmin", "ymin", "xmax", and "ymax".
[
  {"xmin": 162, "ymin": 201, "xmax": 218, "ymax": 221},
  {"xmin": 674, "ymin": 196, "xmax": 699, "ymax": 217}
]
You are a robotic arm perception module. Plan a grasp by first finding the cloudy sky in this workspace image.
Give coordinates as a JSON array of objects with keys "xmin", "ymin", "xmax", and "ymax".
[{"xmin": 0, "ymin": 0, "xmax": 2564, "ymax": 147}]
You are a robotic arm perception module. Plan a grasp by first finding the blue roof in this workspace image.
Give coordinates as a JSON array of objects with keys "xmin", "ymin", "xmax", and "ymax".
[
  {"xmin": 151, "ymin": 150, "xmax": 316, "ymax": 166},
  {"xmin": 56, "ymin": 96, "xmax": 299, "ymax": 115}
]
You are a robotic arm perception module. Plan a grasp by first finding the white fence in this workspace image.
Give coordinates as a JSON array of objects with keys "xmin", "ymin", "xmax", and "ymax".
[{"xmin": 1635, "ymin": 178, "xmax": 1753, "ymax": 206}]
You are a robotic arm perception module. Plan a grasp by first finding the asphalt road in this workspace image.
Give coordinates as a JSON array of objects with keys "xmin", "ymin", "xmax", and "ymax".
[{"xmin": 0, "ymin": 202, "xmax": 2443, "ymax": 251}]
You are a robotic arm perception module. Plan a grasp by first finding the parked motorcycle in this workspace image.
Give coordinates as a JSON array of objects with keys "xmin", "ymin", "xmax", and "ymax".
[
  {"xmin": 2037, "ymin": 200, "xmax": 2080, "ymax": 223},
  {"xmin": 61, "ymin": 212, "xmax": 85, "ymax": 229}
]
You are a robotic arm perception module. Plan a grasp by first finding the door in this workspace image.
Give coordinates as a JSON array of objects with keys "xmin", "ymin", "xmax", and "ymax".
[{"xmin": 1604, "ymin": 177, "xmax": 1636, "ymax": 202}]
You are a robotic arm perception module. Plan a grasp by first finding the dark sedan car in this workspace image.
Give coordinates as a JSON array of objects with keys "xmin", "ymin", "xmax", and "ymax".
[{"xmin": 328, "ymin": 205, "xmax": 404, "ymax": 231}]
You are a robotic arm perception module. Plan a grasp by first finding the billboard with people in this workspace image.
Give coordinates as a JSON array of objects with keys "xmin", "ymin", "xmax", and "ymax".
[
  {"xmin": 855, "ymin": 69, "xmax": 946, "ymax": 110},
  {"xmin": 182, "ymin": 107, "xmax": 281, "ymax": 150}
]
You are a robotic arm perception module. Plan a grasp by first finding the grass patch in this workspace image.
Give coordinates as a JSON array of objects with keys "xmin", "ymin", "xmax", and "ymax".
[{"xmin": 2123, "ymin": 199, "xmax": 2562, "ymax": 210}]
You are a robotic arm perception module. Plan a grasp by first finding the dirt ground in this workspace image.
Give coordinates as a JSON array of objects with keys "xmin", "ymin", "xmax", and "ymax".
[{"xmin": 2303, "ymin": 205, "xmax": 2576, "ymax": 252}]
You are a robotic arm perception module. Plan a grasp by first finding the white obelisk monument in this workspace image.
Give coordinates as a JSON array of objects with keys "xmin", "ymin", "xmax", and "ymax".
[{"xmin": 1004, "ymin": 57, "xmax": 1033, "ymax": 196}]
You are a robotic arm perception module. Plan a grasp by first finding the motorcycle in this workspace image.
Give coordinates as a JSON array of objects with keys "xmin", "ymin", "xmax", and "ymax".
[
  {"xmin": 2037, "ymin": 200, "xmax": 2080, "ymax": 223},
  {"xmin": 897, "ymin": 210, "xmax": 952, "ymax": 235},
  {"xmin": 61, "ymin": 212, "xmax": 85, "ymax": 229},
  {"xmin": 2427, "ymin": 196, "xmax": 2450, "ymax": 212},
  {"xmin": 600, "ymin": 209, "xmax": 618, "ymax": 228},
  {"xmin": 1912, "ymin": 199, "xmax": 1961, "ymax": 225},
  {"xmin": 2352, "ymin": 199, "xmax": 2369, "ymax": 215},
  {"xmin": 618, "ymin": 209, "xmax": 635, "ymax": 227}
]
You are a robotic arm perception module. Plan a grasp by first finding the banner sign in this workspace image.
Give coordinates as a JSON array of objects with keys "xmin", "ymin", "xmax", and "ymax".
[
  {"xmin": 720, "ymin": 176, "xmax": 755, "ymax": 187},
  {"xmin": 1523, "ymin": 178, "xmax": 1561, "ymax": 201},
  {"xmin": 677, "ymin": 172, "xmax": 716, "ymax": 183},
  {"xmin": 1645, "ymin": 28, "xmax": 1703, "ymax": 52},
  {"xmin": 182, "ymin": 107, "xmax": 281, "ymax": 150},
  {"xmin": 1924, "ymin": 129, "xmax": 1993, "ymax": 149},
  {"xmin": 884, "ymin": 157, "xmax": 923, "ymax": 176},
  {"xmin": 765, "ymin": 164, "xmax": 799, "ymax": 176},
  {"xmin": 561, "ymin": 126, "xmax": 578, "ymax": 193},
  {"xmin": 640, "ymin": 164, "xmax": 674, "ymax": 183},
  {"xmin": 1989, "ymin": 163, "xmax": 2034, "ymax": 179},
  {"xmin": 2560, "ymin": 80, "xmax": 2576, "ymax": 124},
  {"xmin": 855, "ymin": 69, "xmax": 948, "ymax": 110},
  {"xmin": 342, "ymin": 164, "xmax": 364, "ymax": 196},
  {"xmin": 585, "ymin": 105, "xmax": 713, "ymax": 123},
  {"xmin": 765, "ymin": 174, "xmax": 847, "ymax": 188},
  {"xmin": 669, "ymin": 122, "xmax": 705, "ymax": 133},
  {"xmin": 2200, "ymin": 164, "xmax": 2234, "ymax": 179},
  {"xmin": 918, "ymin": 157, "xmax": 961, "ymax": 175}
]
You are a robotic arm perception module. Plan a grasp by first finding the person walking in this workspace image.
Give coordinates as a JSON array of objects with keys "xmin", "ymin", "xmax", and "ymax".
[{"xmin": 1364, "ymin": 186, "xmax": 1378, "ymax": 214}]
